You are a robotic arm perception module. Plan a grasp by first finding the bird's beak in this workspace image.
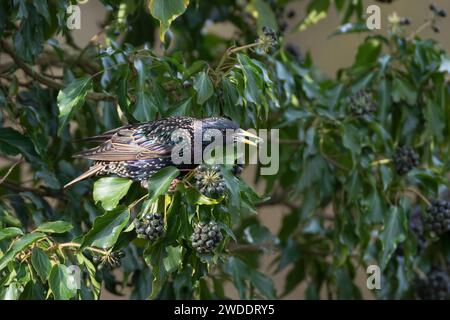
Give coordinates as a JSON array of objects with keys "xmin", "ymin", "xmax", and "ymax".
[{"xmin": 233, "ymin": 129, "xmax": 263, "ymax": 146}]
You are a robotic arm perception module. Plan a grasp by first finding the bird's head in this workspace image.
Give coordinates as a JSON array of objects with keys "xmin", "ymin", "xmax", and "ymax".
[{"xmin": 200, "ymin": 117, "xmax": 261, "ymax": 146}]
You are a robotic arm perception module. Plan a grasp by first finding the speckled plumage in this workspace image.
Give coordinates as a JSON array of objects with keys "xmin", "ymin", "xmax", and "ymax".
[{"xmin": 64, "ymin": 116, "xmax": 242, "ymax": 188}]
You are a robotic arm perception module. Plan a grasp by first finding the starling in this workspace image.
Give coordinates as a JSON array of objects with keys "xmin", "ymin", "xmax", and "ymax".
[{"xmin": 64, "ymin": 117, "xmax": 260, "ymax": 188}]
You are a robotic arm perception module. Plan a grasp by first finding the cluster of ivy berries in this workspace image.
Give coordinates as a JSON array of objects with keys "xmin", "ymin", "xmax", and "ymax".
[
  {"xmin": 195, "ymin": 164, "xmax": 226, "ymax": 197},
  {"xmin": 424, "ymin": 200, "xmax": 450, "ymax": 237},
  {"xmin": 347, "ymin": 91, "xmax": 377, "ymax": 117},
  {"xmin": 393, "ymin": 146, "xmax": 420, "ymax": 175},
  {"xmin": 135, "ymin": 213, "xmax": 164, "ymax": 241},
  {"xmin": 93, "ymin": 250, "xmax": 125, "ymax": 270},
  {"xmin": 416, "ymin": 267, "xmax": 450, "ymax": 300},
  {"xmin": 259, "ymin": 27, "xmax": 278, "ymax": 53},
  {"xmin": 191, "ymin": 221, "xmax": 224, "ymax": 254},
  {"xmin": 430, "ymin": 4, "xmax": 447, "ymax": 33}
]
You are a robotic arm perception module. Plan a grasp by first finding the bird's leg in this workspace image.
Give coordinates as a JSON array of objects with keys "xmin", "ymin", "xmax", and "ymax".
[
  {"xmin": 168, "ymin": 178, "xmax": 181, "ymax": 193},
  {"xmin": 140, "ymin": 180, "xmax": 148, "ymax": 189}
]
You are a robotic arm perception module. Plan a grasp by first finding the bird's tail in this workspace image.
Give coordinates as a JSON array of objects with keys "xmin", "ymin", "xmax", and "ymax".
[{"xmin": 64, "ymin": 163, "xmax": 103, "ymax": 189}]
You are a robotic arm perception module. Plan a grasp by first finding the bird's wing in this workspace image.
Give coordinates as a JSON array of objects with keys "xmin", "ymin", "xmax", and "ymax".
[{"xmin": 73, "ymin": 125, "xmax": 174, "ymax": 161}]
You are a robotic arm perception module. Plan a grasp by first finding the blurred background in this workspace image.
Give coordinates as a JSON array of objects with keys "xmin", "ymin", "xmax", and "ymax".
[{"xmin": 5, "ymin": 0, "xmax": 450, "ymax": 299}]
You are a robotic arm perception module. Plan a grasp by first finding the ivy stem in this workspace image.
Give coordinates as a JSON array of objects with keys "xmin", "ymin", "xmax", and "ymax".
[
  {"xmin": 407, "ymin": 18, "xmax": 433, "ymax": 41},
  {"xmin": 405, "ymin": 187, "xmax": 431, "ymax": 206},
  {"xmin": 57, "ymin": 242, "xmax": 109, "ymax": 255},
  {"xmin": 213, "ymin": 41, "xmax": 262, "ymax": 84},
  {"xmin": 370, "ymin": 158, "xmax": 392, "ymax": 167}
]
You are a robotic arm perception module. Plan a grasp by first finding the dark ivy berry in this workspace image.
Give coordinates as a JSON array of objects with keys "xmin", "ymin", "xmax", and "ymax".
[
  {"xmin": 347, "ymin": 90, "xmax": 377, "ymax": 117},
  {"xmin": 432, "ymin": 25, "xmax": 440, "ymax": 33},
  {"xmin": 232, "ymin": 163, "xmax": 244, "ymax": 176},
  {"xmin": 424, "ymin": 199, "xmax": 450, "ymax": 237},
  {"xmin": 195, "ymin": 164, "xmax": 226, "ymax": 197},
  {"xmin": 400, "ymin": 17, "xmax": 411, "ymax": 26},
  {"xmin": 430, "ymin": 4, "xmax": 438, "ymax": 12},
  {"xmin": 416, "ymin": 267, "xmax": 450, "ymax": 300},
  {"xmin": 191, "ymin": 221, "xmax": 224, "ymax": 254},
  {"xmin": 438, "ymin": 9, "xmax": 447, "ymax": 18},
  {"xmin": 286, "ymin": 10, "xmax": 295, "ymax": 19},
  {"xmin": 135, "ymin": 213, "xmax": 164, "ymax": 241},
  {"xmin": 393, "ymin": 146, "xmax": 420, "ymax": 175}
]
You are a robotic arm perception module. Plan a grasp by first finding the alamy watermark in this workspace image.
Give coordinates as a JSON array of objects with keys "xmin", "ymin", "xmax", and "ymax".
[
  {"xmin": 66, "ymin": 0, "xmax": 89, "ymax": 30},
  {"xmin": 366, "ymin": 265, "xmax": 381, "ymax": 290},
  {"xmin": 169, "ymin": 127, "xmax": 280, "ymax": 175}
]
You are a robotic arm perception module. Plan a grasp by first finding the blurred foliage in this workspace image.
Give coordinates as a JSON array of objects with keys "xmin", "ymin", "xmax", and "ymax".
[{"xmin": 0, "ymin": 0, "xmax": 450, "ymax": 300}]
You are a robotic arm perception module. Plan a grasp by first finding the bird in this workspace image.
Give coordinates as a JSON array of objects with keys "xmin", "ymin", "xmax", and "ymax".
[{"xmin": 64, "ymin": 116, "xmax": 260, "ymax": 189}]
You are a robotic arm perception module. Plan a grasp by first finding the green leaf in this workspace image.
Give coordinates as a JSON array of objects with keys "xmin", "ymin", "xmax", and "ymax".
[
  {"xmin": 48, "ymin": 264, "xmax": 77, "ymax": 300},
  {"xmin": 379, "ymin": 206, "xmax": 407, "ymax": 270},
  {"xmin": 146, "ymin": 166, "xmax": 180, "ymax": 203},
  {"xmin": 35, "ymin": 221, "xmax": 73, "ymax": 234},
  {"xmin": 237, "ymin": 54, "xmax": 263, "ymax": 105},
  {"xmin": 424, "ymin": 98, "xmax": 444, "ymax": 141},
  {"xmin": 193, "ymin": 71, "xmax": 214, "ymax": 105},
  {"xmin": 93, "ymin": 177, "xmax": 133, "ymax": 211},
  {"xmin": 295, "ymin": 0, "xmax": 330, "ymax": 32},
  {"xmin": 31, "ymin": 247, "xmax": 52, "ymax": 281},
  {"xmin": 132, "ymin": 90, "xmax": 158, "ymax": 122},
  {"xmin": 57, "ymin": 77, "xmax": 92, "ymax": 134},
  {"xmin": 250, "ymin": 271, "xmax": 277, "ymax": 299},
  {"xmin": 0, "ymin": 232, "xmax": 45, "ymax": 271},
  {"xmin": 148, "ymin": 0, "xmax": 190, "ymax": 42},
  {"xmin": 163, "ymin": 245, "xmax": 183, "ymax": 272},
  {"xmin": 247, "ymin": 0, "xmax": 278, "ymax": 32},
  {"xmin": 0, "ymin": 127, "xmax": 38, "ymax": 161},
  {"xmin": 144, "ymin": 241, "xmax": 168, "ymax": 299},
  {"xmin": 0, "ymin": 227, "xmax": 23, "ymax": 241},
  {"xmin": 392, "ymin": 78, "xmax": 417, "ymax": 105},
  {"xmin": 81, "ymin": 206, "xmax": 130, "ymax": 249}
]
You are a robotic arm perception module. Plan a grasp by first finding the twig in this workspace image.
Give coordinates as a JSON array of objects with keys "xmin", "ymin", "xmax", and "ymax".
[
  {"xmin": 0, "ymin": 180, "xmax": 65, "ymax": 199},
  {"xmin": 405, "ymin": 187, "xmax": 431, "ymax": 206},
  {"xmin": 0, "ymin": 40, "xmax": 115, "ymax": 102},
  {"xmin": 0, "ymin": 157, "xmax": 23, "ymax": 185}
]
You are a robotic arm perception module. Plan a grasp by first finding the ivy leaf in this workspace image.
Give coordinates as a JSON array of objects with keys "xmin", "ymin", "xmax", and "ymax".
[
  {"xmin": 193, "ymin": 71, "xmax": 214, "ymax": 105},
  {"xmin": 132, "ymin": 90, "xmax": 158, "ymax": 122},
  {"xmin": 0, "ymin": 227, "xmax": 23, "ymax": 241},
  {"xmin": 57, "ymin": 77, "xmax": 92, "ymax": 135},
  {"xmin": 392, "ymin": 78, "xmax": 417, "ymax": 105},
  {"xmin": 48, "ymin": 264, "xmax": 77, "ymax": 300},
  {"xmin": 81, "ymin": 206, "xmax": 130, "ymax": 250},
  {"xmin": 0, "ymin": 232, "xmax": 46, "ymax": 271},
  {"xmin": 35, "ymin": 221, "xmax": 73, "ymax": 234},
  {"xmin": 31, "ymin": 247, "xmax": 52, "ymax": 281},
  {"xmin": 424, "ymin": 98, "xmax": 444, "ymax": 142},
  {"xmin": 379, "ymin": 206, "xmax": 407, "ymax": 270},
  {"xmin": 247, "ymin": 0, "xmax": 278, "ymax": 32},
  {"xmin": 147, "ymin": 166, "xmax": 180, "ymax": 203},
  {"xmin": 93, "ymin": 177, "xmax": 133, "ymax": 211},
  {"xmin": 144, "ymin": 241, "xmax": 168, "ymax": 299},
  {"xmin": 148, "ymin": 0, "xmax": 190, "ymax": 42},
  {"xmin": 163, "ymin": 245, "xmax": 183, "ymax": 272},
  {"xmin": 0, "ymin": 127, "xmax": 38, "ymax": 161},
  {"xmin": 294, "ymin": 0, "xmax": 330, "ymax": 32}
]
